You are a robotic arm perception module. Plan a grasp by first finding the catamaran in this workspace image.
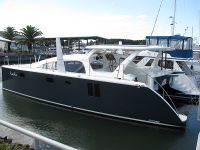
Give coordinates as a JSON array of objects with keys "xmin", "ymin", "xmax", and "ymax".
[{"xmin": 2, "ymin": 38, "xmax": 194, "ymax": 128}]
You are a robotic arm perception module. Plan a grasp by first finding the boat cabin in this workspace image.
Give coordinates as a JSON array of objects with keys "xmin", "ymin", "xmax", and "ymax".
[{"xmin": 146, "ymin": 36, "xmax": 193, "ymax": 58}]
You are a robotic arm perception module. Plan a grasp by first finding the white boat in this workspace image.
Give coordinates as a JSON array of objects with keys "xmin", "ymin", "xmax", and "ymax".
[
  {"xmin": 135, "ymin": 50, "xmax": 200, "ymax": 103},
  {"xmin": 186, "ymin": 49, "xmax": 200, "ymax": 73},
  {"xmin": 2, "ymin": 38, "xmax": 191, "ymax": 128}
]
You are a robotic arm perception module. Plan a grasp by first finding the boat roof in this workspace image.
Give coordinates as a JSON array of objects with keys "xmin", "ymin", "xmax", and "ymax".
[
  {"xmin": 63, "ymin": 54, "xmax": 87, "ymax": 60},
  {"xmin": 193, "ymin": 49, "xmax": 200, "ymax": 52},
  {"xmin": 0, "ymin": 37, "xmax": 12, "ymax": 42},
  {"xmin": 86, "ymin": 45, "xmax": 175, "ymax": 51},
  {"xmin": 146, "ymin": 35, "xmax": 192, "ymax": 40},
  {"xmin": 45, "ymin": 36, "xmax": 107, "ymax": 41}
]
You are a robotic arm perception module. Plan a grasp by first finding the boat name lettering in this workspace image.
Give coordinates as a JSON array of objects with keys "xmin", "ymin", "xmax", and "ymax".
[{"xmin": 10, "ymin": 71, "xmax": 17, "ymax": 77}]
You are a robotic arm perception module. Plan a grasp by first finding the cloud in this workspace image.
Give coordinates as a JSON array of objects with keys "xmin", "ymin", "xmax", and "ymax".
[
  {"xmin": 137, "ymin": 14, "xmax": 148, "ymax": 19},
  {"xmin": 0, "ymin": 0, "xmax": 150, "ymax": 40}
]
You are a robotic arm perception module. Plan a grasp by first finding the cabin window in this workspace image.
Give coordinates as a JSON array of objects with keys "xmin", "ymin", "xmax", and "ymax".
[
  {"xmin": 158, "ymin": 39, "xmax": 168, "ymax": 47},
  {"xmin": 19, "ymin": 73, "xmax": 25, "ymax": 78},
  {"xmin": 46, "ymin": 77, "xmax": 54, "ymax": 83},
  {"xmin": 37, "ymin": 61, "xmax": 57, "ymax": 70},
  {"xmin": 158, "ymin": 60, "xmax": 173, "ymax": 69},
  {"xmin": 133, "ymin": 56, "xmax": 144, "ymax": 64},
  {"xmin": 87, "ymin": 83, "xmax": 101, "ymax": 97},
  {"xmin": 64, "ymin": 61, "xmax": 85, "ymax": 73},
  {"xmin": 149, "ymin": 38, "xmax": 157, "ymax": 45},
  {"xmin": 94, "ymin": 84, "xmax": 100, "ymax": 97},
  {"xmin": 90, "ymin": 54, "xmax": 104, "ymax": 69},
  {"xmin": 145, "ymin": 59, "xmax": 154, "ymax": 66},
  {"xmin": 87, "ymin": 83, "xmax": 94, "ymax": 96},
  {"xmin": 170, "ymin": 39, "xmax": 183, "ymax": 49},
  {"xmin": 65, "ymin": 81, "xmax": 71, "ymax": 85}
]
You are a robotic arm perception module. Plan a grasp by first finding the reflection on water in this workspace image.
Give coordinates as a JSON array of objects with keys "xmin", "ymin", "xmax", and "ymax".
[{"xmin": 0, "ymin": 67, "xmax": 200, "ymax": 150}]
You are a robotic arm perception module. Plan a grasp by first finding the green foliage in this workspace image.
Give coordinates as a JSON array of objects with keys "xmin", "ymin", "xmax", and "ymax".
[
  {"xmin": 34, "ymin": 37, "xmax": 45, "ymax": 47},
  {"xmin": 18, "ymin": 25, "xmax": 43, "ymax": 52},
  {"xmin": 0, "ymin": 142, "xmax": 18, "ymax": 150},
  {"xmin": 106, "ymin": 38, "xmax": 146, "ymax": 45},
  {"xmin": 1, "ymin": 25, "xmax": 146, "ymax": 54},
  {"xmin": 0, "ymin": 137, "xmax": 33, "ymax": 150},
  {"xmin": 0, "ymin": 27, "xmax": 18, "ymax": 40},
  {"xmin": 88, "ymin": 40, "xmax": 95, "ymax": 45},
  {"xmin": 0, "ymin": 26, "xmax": 18, "ymax": 51}
]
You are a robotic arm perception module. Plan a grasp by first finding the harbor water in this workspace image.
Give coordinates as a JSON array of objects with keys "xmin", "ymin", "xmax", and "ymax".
[{"xmin": 0, "ymin": 67, "xmax": 200, "ymax": 150}]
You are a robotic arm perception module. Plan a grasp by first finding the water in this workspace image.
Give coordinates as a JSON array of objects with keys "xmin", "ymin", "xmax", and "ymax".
[{"xmin": 0, "ymin": 67, "xmax": 200, "ymax": 150}]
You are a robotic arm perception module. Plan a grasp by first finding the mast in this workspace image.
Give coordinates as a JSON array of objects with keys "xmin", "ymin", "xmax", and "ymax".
[
  {"xmin": 171, "ymin": 0, "xmax": 176, "ymax": 36},
  {"xmin": 199, "ymin": 14, "xmax": 200, "ymax": 46}
]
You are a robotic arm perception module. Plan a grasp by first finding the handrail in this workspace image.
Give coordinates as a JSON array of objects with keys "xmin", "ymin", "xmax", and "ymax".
[
  {"xmin": 149, "ymin": 75, "xmax": 178, "ymax": 112},
  {"xmin": 152, "ymin": 74, "xmax": 178, "ymax": 112},
  {"xmin": 0, "ymin": 119, "xmax": 77, "ymax": 150}
]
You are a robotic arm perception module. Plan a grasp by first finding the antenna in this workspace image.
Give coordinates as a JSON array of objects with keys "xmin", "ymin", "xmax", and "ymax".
[
  {"xmin": 183, "ymin": 27, "xmax": 188, "ymax": 36},
  {"xmin": 199, "ymin": 13, "xmax": 200, "ymax": 46}
]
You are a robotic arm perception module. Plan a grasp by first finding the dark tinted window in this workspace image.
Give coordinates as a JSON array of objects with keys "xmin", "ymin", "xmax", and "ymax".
[
  {"xmin": 87, "ymin": 83, "xmax": 93, "ymax": 96},
  {"xmin": 94, "ymin": 84, "xmax": 100, "ymax": 97},
  {"xmin": 145, "ymin": 59, "xmax": 154, "ymax": 66},
  {"xmin": 158, "ymin": 60, "xmax": 173, "ymax": 69},
  {"xmin": 133, "ymin": 56, "xmax": 144, "ymax": 64},
  {"xmin": 46, "ymin": 77, "xmax": 54, "ymax": 83},
  {"xmin": 19, "ymin": 73, "xmax": 25, "ymax": 78},
  {"xmin": 64, "ymin": 61, "xmax": 85, "ymax": 73},
  {"xmin": 65, "ymin": 81, "xmax": 71, "ymax": 85}
]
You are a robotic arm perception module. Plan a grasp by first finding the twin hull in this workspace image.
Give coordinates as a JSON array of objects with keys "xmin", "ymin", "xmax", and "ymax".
[{"xmin": 2, "ymin": 67, "xmax": 185, "ymax": 128}]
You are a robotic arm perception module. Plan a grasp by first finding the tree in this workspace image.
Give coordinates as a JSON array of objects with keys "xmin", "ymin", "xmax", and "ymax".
[
  {"xmin": 0, "ymin": 26, "xmax": 18, "ymax": 52},
  {"xmin": 18, "ymin": 25, "xmax": 43, "ymax": 53},
  {"xmin": 106, "ymin": 38, "xmax": 146, "ymax": 45}
]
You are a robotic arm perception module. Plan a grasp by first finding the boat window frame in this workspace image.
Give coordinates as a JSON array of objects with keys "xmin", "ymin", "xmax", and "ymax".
[{"xmin": 64, "ymin": 61, "xmax": 86, "ymax": 73}]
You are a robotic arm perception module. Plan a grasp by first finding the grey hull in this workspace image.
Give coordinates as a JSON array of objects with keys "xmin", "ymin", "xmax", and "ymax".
[{"xmin": 2, "ymin": 67, "xmax": 185, "ymax": 128}]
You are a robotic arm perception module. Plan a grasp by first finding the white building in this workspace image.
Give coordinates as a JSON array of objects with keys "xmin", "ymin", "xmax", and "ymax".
[{"xmin": 0, "ymin": 37, "xmax": 11, "ymax": 51}]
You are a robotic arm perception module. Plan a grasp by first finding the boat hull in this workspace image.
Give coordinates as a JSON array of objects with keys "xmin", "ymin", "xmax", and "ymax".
[{"xmin": 2, "ymin": 67, "xmax": 185, "ymax": 128}]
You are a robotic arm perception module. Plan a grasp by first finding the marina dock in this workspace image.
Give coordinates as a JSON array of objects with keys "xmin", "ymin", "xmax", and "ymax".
[{"xmin": 0, "ymin": 54, "xmax": 53, "ymax": 65}]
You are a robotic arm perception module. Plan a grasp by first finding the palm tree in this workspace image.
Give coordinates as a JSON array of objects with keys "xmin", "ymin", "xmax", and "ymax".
[
  {"xmin": 0, "ymin": 26, "xmax": 18, "ymax": 52},
  {"xmin": 19, "ymin": 25, "xmax": 43, "ymax": 53}
]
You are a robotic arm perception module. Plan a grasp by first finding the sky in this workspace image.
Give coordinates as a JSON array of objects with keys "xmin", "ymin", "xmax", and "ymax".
[{"xmin": 0, "ymin": 0, "xmax": 200, "ymax": 42}]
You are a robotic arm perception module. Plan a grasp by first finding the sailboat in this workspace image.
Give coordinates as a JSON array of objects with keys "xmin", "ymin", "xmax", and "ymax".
[{"xmin": 143, "ymin": 0, "xmax": 200, "ymax": 104}]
